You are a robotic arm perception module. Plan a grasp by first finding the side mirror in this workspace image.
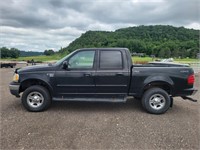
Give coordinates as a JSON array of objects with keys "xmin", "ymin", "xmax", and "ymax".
[{"xmin": 62, "ymin": 61, "xmax": 69, "ymax": 69}]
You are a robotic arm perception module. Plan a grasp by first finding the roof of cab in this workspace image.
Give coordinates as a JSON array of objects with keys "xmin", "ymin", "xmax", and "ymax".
[{"xmin": 77, "ymin": 47, "xmax": 129, "ymax": 51}]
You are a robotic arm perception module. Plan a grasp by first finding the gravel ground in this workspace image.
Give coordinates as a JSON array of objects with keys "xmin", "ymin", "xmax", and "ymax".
[{"xmin": 0, "ymin": 64, "xmax": 199, "ymax": 150}]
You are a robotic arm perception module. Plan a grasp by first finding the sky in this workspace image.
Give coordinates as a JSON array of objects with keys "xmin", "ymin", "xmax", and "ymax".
[{"xmin": 0, "ymin": 0, "xmax": 199, "ymax": 52}]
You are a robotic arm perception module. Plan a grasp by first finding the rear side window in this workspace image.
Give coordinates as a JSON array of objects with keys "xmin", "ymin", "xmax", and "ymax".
[{"xmin": 99, "ymin": 50, "xmax": 123, "ymax": 69}]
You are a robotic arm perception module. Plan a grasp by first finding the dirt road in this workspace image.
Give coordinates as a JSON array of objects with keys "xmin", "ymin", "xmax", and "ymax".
[{"xmin": 0, "ymin": 64, "xmax": 199, "ymax": 150}]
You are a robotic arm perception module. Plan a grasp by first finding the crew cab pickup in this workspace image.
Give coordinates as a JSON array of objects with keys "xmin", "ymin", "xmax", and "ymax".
[{"xmin": 9, "ymin": 48, "xmax": 197, "ymax": 114}]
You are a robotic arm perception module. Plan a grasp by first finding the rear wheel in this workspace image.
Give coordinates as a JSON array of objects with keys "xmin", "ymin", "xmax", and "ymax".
[
  {"xmin": 142, "ymin": 88, "xmax": 171, "ymax": 114},
  {"xmin": 22, "ymin": 85, "xmax": 51, "ymax": 112}
]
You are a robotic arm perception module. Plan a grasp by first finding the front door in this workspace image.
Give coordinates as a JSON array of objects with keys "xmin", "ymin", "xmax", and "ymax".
[{"xmin": 55, "ymin": 50, "xmax": 96, "ymax": 98}]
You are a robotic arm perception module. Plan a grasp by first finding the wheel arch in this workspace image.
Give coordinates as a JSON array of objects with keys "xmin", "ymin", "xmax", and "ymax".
[
  {"xmin": 142, "ymin": 75, "xmax": 173, "ymax": 94},
  {"xmin": 19, "ymin": 78, "xmax": 53, "ymax": 96},
  {"xmin": 143, "ymin": 81, "xmax": 173, "ymax": 94}
]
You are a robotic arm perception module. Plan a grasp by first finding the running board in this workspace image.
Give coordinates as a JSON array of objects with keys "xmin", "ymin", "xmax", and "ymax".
[{"xmin": 52, "ymin": 97, "xmax": 127, "ymax": 103}]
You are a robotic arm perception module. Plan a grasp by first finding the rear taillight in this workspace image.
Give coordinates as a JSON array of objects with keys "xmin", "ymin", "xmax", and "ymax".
[{"xmin": 187, "ymin": 74, "xmax": 195, "ymax": 85}]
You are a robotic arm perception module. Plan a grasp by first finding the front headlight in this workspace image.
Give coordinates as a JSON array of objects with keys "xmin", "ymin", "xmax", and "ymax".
[{"xmin": 13, "ymin": 73, "xmax": 19, "ymax": 82}]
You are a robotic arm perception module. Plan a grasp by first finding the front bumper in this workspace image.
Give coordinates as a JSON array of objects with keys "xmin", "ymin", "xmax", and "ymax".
[{"xmin": 9, "ymin": 82, "xmax": 20, "ymax": 97}]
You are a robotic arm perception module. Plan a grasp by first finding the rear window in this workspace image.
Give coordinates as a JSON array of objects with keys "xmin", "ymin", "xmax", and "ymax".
[{"xmin": 99, "ymin": 50, "xmax": 123, "ymax": 69}]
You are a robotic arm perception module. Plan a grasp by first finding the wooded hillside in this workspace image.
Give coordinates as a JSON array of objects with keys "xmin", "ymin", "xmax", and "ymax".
[{"xmin": 60, "ymin": 25, "xmax": 199, "ymax": 58}]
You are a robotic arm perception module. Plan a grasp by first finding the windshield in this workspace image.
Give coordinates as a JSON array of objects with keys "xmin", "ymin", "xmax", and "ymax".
[{"xmin": 54, "ymin": 51, "xmax": 76, "ymax": 66}]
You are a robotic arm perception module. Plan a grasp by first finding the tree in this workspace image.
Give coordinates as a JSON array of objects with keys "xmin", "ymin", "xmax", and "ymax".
[
  {"xmin": 44, "ymin": 49, "xmax": 55, "ymax": 56},
  {"xmin": 10, "ymin": 48, "xmax": 20, "ymax": 58},
  {"xmin": 0, "ymin": 47, "xmax": 20, "ymax": 58},
  {"xmin": 158, "ymin": 49, "xmax": 165, "ymax": 58},
  {"xmin": 190, "ymin": 49, "xmax": 198, "ymax": 58},
  {"xmin": 172, "ymin": 49, "xmax": 180, "ymax": 58},
  {"xmin": 165, "ymin": 48, "xmax": 171, "ymax": 58},
  {"xmin": 0, "ymin": 47, "xmax": 10, "ymax": 58},
  {"xmin": 180, "ymin": 49, "xmax": 187, "ymax": 58}
]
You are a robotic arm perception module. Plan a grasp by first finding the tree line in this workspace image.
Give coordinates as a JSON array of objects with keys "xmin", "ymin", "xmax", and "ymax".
[
  {"xmin": 44, "ymin": 49, "xmax": 55, "ymax": 56},
  {"xmin": 0, "ymin": 47, "xmax": 20, "ymax": 58},
  {"xmin": 60, "ymin": 25, "xmax": 199, "ymax": 58},
  {"xmin": 20, "ymin": 51, "xmax": 43, "ymax": 57},
  {"xmin": 0, "ymin": 47, "xmax": 55, "ymax": 58}
]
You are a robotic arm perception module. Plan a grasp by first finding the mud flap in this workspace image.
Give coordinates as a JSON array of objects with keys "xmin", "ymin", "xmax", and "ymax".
[{"xmin": 170, "ymin": 97, "xmax": 173, "ymax": 107}]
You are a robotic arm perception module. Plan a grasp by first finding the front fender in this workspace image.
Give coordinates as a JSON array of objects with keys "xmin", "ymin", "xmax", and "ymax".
[{"xmin": 19, "ymin": 73, "xmax": 54, "ymax": 94}]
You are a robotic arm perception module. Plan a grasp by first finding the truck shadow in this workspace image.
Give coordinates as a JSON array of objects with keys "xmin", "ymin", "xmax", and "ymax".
[{"xmin": 50, "ymin": 98, "xmax": 144, "ymax": 113}]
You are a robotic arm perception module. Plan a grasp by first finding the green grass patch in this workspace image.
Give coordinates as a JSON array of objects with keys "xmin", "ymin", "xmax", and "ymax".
[
  {"xmin": 132, "ymin": 56, "xmax": 153, "ymax": 62},
  {"xmin": 174, "ymin": 58, "xmax": 200, "ymax": 64}
]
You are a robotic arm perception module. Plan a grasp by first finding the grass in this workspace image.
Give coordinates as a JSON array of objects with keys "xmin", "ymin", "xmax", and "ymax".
[
  {"xmin": 173, "ymin": 58, "xmax": 200, "ymax": 63},
  {"xmin": 132, "ymin": 56, "xmax": 153, "ymax": 63}
]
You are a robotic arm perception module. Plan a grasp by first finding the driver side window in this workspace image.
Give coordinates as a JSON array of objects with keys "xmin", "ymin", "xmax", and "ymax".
[{"xmin": 68, "ymin": 51, "xmax": 95, "ymax": 69}]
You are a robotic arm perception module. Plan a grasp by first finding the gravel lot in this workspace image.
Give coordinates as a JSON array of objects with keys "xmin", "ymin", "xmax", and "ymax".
[{"xmin": 0, "ymin": 64, "xmax": 199, "ymax": 150}]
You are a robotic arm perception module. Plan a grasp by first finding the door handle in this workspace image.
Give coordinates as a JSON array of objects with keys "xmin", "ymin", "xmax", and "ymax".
[
  {"xmin": 115, "ymin": 73, "xmax": 124, "ymax": 76},
  {"xmin": 84, "ymin": 73, "xmax": 92, "ymax": 77}
]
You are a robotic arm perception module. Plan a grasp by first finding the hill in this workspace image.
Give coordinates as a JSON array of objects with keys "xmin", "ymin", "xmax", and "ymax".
[{"xmin": 60, "ymin": 25, "xmax": 199, "ymax": 58}]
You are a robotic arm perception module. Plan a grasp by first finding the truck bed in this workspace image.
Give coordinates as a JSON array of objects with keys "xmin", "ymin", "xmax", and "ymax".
[{"xmin": 133, "ymin": 62, "xmax": 189, "ymax": 67}]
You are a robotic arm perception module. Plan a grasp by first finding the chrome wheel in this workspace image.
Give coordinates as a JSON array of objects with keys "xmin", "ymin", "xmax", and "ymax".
[
  {"xmin": 149, "ymin": 94, "xmax": 166, "ymax": 110},
  {"xmin": 27, "ymin": 92, "xmax": 44, "ymax": 108}
]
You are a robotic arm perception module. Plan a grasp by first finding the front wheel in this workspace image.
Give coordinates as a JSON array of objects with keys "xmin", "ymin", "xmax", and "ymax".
[
  {"xmin": 22, "ymin": 85, "xmax": 51, "ymax": 112},
  {"xmin": 142, "ymin": 88, "xmax": 171, "ymax": 114}
]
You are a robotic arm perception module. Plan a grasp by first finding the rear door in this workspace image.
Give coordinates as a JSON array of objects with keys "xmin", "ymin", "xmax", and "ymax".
[{"xmin": 95, "ymin": 49, "xmax": 129, "ymax": 98}]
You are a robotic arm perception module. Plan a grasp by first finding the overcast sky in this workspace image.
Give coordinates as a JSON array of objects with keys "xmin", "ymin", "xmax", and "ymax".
[{"xmin": 0, "ymin": 0, "xmax": 199, "ymax": 52}]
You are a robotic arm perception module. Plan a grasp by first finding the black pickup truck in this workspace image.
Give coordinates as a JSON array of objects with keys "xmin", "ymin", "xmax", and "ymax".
[{"xmin": 9, "ymin": 48, "xmax": 197, "ymax": 114}]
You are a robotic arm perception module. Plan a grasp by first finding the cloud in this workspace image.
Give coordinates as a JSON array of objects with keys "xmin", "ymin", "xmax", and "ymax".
[{"xmin": 0, "ymin": 0, "xmax": 199, "ymax": 51}]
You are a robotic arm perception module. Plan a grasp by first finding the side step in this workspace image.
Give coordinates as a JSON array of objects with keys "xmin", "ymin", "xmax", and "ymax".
[{"xmin": 52, "ymin": 97, "xmax": 127, "ymax": 103}]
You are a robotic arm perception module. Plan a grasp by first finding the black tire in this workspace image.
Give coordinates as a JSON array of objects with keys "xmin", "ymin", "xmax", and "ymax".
[
  {"xmin": 22, "ymin": 85, "xmax": 51, "ymax": 112},
  {"xmin": 142, "ymin": 88, "xmax": 171, "ymax": 114}
]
